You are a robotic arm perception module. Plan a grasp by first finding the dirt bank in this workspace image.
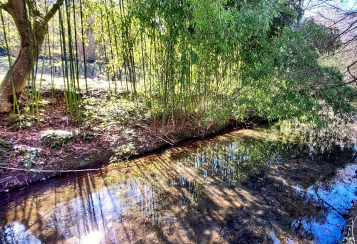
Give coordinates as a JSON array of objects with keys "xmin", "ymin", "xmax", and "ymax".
[{"xmin": 0, "ymin": 94, "xmax": 269, "ymax": 193}]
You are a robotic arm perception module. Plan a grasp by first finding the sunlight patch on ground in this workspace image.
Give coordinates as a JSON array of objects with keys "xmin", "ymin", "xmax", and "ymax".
[
  {"xmin": 40, "ymin": 129, "xmax": 80, "ymax": 138},
  {"xmin": 79, "ymin": 231, "xmax": 105, "ymax": 244}
]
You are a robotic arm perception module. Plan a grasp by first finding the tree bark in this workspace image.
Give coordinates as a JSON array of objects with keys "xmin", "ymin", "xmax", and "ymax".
[{"xmin": 0, "ymin": 0, "xmax": 62, "ymax": 113}]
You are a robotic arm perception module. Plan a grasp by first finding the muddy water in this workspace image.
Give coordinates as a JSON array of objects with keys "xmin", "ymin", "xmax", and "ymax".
[{"xmin": 0, "ymin": 127, "xmax": 357, "ymax": 244}]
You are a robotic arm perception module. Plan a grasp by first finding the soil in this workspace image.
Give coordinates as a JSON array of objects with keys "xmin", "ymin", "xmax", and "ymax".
[{"xmin": 0, "ymin": 90, "xmax": 268, "ymax": 193}]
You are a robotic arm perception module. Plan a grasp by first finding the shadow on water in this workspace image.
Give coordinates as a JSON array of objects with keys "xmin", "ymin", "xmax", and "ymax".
[{"xmin": 0, "ymin": 127, "xmax": 356, "ymax": 244}]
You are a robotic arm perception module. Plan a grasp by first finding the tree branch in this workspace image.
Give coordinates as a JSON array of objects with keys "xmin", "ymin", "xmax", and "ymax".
[
  {"xmin": 44, "ymin": 0, "xmax": 63, "ymax": 23},
  {"xmin": 25, "ymin": 0, "xmax": 43, "ymax": 18},
  {"xmin": 347, "ymin": 60, "xmax": 357, "ymax": 80},
  {"xmin": 322, "ymin": 78, "xmax": 357, "ymax": 91},
  {"xmin": 0, "ymin": 1, "xmax": 10, "ymax": 13}
]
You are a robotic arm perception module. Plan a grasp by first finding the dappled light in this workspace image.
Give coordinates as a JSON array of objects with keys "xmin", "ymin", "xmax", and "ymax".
[
  {"xmin": 0, "ymin": 0, "xmax": 356, "ymax": 243},
  {"xmin": 0, "ymin": 127, "xmax": 357, "ymax": 243}
]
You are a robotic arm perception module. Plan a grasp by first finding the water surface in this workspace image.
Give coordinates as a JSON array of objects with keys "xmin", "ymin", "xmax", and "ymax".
[{"xmin": 0, "ymin": 127, "xmax": 357, "ymax": 244}]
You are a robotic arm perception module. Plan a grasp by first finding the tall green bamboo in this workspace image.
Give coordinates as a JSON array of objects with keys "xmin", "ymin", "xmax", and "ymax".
[
  {"xmin": 59, "ymin": 6, "xmax": 73, "ymax": 121},
  {"xmin": 79, "ymin": 0, "xmax": 88, "ymax": 94}
]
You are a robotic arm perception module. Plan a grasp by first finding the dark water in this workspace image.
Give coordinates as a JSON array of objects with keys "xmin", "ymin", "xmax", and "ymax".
[{"xmin": 0, "ymin": 127, "xmax": 357, "ymax": 244}]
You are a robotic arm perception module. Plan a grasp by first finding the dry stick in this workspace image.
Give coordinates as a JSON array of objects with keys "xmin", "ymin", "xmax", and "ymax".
[
  {"xmin": 315, "ymin": 190, "xmax": 345, "ymax": 217},
  {"xmin": 352, "ymin": 218, "xmax": 356, "ymax": 244},
  {"xmin": 136, "ymin": 125, "xmax": 175, "ymax": 145},
  {"xmin": 0, "ymin": 166, "xmax": 105, "ymax": 173},
  {"xmin": 352, "ymin": 217, "xmax": 356, "ymax": 244}
]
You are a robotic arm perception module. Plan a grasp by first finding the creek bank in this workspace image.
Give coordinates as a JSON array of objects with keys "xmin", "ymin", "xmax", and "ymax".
[
  {"xmin": 0, "ymin": 115, "xmax": 270, "ymax": 193},
  {"xmin": 344, "ymin": 186, "xmax": 357, "ymax": 243}
]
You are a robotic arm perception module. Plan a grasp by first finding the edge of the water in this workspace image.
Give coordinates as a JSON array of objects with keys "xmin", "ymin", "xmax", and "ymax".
[{"xmin": 0, "ymin": 117, "xmax": 271, "ymax": 193}]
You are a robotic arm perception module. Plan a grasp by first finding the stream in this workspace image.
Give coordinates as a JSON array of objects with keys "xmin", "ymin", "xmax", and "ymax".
[{"xmin": 0, "ymin": 126, "xmax": 357, "ymax": 244}]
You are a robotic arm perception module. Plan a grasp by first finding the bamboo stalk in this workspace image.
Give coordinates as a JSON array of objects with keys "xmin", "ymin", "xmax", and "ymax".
[
  {"xmin": 79, "ymin": 0, "xmax": 88, "ymax": 94},
  {"xmin": 0, "ymin": 9, "xmax": 19, "ymax": 114}
]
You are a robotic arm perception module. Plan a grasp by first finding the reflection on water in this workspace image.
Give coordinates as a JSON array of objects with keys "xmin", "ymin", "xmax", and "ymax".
[
  {"xmin": 0, "ymin": 127, "xmax": 356, "ymax": 244},
  {"xmin": 0, "ymin": 222, "xmax": 42, "ymax": 244},
  {"xmin": 292, "ymin": 164, "xmax": 357, "ymax": 243}
]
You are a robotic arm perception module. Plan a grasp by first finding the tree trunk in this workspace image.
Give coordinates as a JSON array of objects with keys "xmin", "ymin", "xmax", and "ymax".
[
  {"xmin": 0, "ymin": 35, "xmax": 46, "ymax": 112},
  {"xmin": 0, "ymin": 0, "xmax": 62, "ymax": 113}
]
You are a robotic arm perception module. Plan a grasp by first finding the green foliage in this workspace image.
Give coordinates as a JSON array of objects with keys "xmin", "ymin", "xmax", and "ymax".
[
  {"xmin": 83, "ymin": 95, "xmax": 143, "ymax": 157},
  {"xmin": 5, "ymin": 114, "xmax": 31, "ymax": 130},
  {"xmin": 42, "ymin": 131, "xmax": 78, "ymax": 151},
  {"xmin": 6, "ymin": 112, "xmax": 46, "ymax": 130},
  {"xmin": 81, "ymin": 131, "xmax": 98, "ymax": 141},
  {"xmin": 83, "ymin": 95, "xmax": 147, "ymax": 130},
  {"xmin": 21, "ymin": 148, "xmax": 42, "ymax": 170},
  {"xmin": 122, "ymin": 0, "xmax": 354, "ymax": 129},
  {"xmin": 1, "ymin": 0, "xmax": 355, "ymax": 132},
  {"xmin": 6, "ymin": 114, "xmax": 20, "ymax": 126},
  {"xmin": 0, "ymin": 139, "xmax": 12, "ymax": 155}
]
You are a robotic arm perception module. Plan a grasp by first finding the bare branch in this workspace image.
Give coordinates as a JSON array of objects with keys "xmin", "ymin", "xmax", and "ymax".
[
  {"xmin": 328, "ymin": 14, "xmax": 350, "ymax": 27},
  {"xmin": 44, "ymin": 0, "xmax": 63, "ymax": 23},
  {"xmin": 317, "ymin": 11, "xmax": 337, "ymax": 25},
  {"xmin": 321, "ymin": 78, "xmax": 357, "ymax": 91},
  {"xmin": 324, "ymin": 2, "xmax": 349, "ymax": 14},
  {"xmin": 347, "ymin": 60, "xmax": 357, "ymax": 79},
  {"xmin": 341, "ymin": 35, "xmax": 357, "ymax": 46},
  {"xmin": 337, "ymin": 19, "xmax": 357, "ymax": 38}
]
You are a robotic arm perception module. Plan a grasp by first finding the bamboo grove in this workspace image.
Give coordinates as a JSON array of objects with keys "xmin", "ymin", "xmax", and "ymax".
[{"xmin": 0, "ymin": 0, "xmax": 356, "ymax": 129}]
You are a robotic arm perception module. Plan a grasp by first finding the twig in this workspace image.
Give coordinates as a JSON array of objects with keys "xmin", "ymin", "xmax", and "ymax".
[
  {"xmin": 352, "ymin": 217, "xmax": 356, "ymax": 244},
  {"xmin": 137, "ymin": 125, "xmax": 175, "ymax": 145},
  {"xmin": 315, "ymin": 190, "xmax": 345, "ymax": 217},
  {"xmin": 0, "ymin": 166, "xmax": 105, "ymax": 173}
]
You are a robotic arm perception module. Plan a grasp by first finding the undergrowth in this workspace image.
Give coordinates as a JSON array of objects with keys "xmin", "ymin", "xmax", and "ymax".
[
  {"xmin": 0, "ymin": 139, "xmax": 13, "ymax": 166},
  {"xmin": 42, "ymin": 130, "xmax": 80, "ymax": 151}
]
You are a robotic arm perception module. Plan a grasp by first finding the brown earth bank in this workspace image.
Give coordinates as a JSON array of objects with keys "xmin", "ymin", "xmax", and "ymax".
[{"xmin": 0, "ymin": 90, "xmax": 270, "ymax": 193}]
